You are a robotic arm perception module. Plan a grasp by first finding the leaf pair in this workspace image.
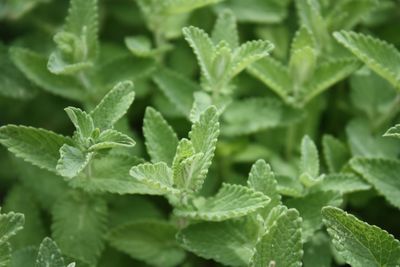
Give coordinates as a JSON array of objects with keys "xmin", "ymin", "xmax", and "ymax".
[
  {"xmin": 183, "ymin": 10, "xmax": 273, "ymax": 95},
  {"xmin": 47, "ymin": 0, "xmax": 98, "ymax": 75},
  {"xmin": 0, "ymin": 81, "xmax": 136, "ymax": 179},
  {"xmin": 248, "ymin": 26, "xmax": 360, "ymax": 106}
]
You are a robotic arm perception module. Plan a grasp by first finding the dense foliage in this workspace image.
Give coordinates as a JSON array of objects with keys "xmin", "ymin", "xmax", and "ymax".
[{"xmin": 0, "ymin": 0, "xmax": 400, "ymax": 266}]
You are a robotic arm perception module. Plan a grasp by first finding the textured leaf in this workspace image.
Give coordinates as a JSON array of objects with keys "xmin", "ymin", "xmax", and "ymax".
[
  {"xmin": 211, "ymin": 9, "xmax": 239, "ymax": 48},
  {"xmin": 143, "ymin": 107, "xmax": 178, "ymax": 165},
  {"xmin": 182, "ymin": 26, "xmax": 214, "ymax": 82},
  {"xmin": 69, "ymin": 154, "xmax": 159, "ymax": 195},
  {"xmin": 247, "ymin": 57, "xmax": 292, "ymax": 101},
  {"xmin": 0, "ymin": 44, "xmax": 36, "ymax": 99},
  {"xmin": 36, "ymin": 238, "xmax": 65, "ymax": 267},
  {"xmin": 334, "ymin": 31, "xmax": 400, "ymax": 89},
  {"xmin": 4, "ymin": 185, "xmax": 46, "ymax": 249},
  {"xmin": 230, "ymin": 40, "xmax": 273, "ymax": 77},
  {"xmin": 152, "ymin": 67, "xmax": 199, "ymax": 116},
  {"xmin": 10, "ymin": 47, "xmax": 85, "ymax": 101},
  {"xmin": 384, "ymin": 124, "xmax": 400, "ymax": 139},
  {"xmin": 108, "ymin": 220, "xmax": 185, "ymax": 267},
  {"xmin": 247, "ymin": 159, "xmax": 281, "ymax": 216},
  {"xmin": 222, "ymin": 97, "xmax": 303, "ymax": 135},
  {"xmin": 64, "ymin": 107, "xmax": 94, "ymax": 141},
  {"xmin": 286, "ymin": 191, "xmax": 342, "ymax": 240},
  {"xmin": 300, "ymin": 135, "xmax": 319, "ymax": 178},
  {"xmin": 322, "ymin": 206, "xmax": 400, "ymax": 267},
  {"xmin": 290, "ymin": 26, "xmax": 316, "ymax": 53},
  {"xmin": 250, "ymin": 207, "xmax": 303, "ymax": 267},
  {"xmin": 90, "ymin": 81, "xmax": 135, "ymax": 130},
  {"xmin": 0, "ymin": 212, "xmax": 25, "ymax": 244},
  {"xmin": 187, "ymin": 106, "xmax": 220, "ymax": 192},
  {"xmin": 56, "ymin": 144, "xmax": 93, "ymax": 179},
  {"xmin": 0, "ymin": 243, "xmax": 11, "ymax": 267},
  {"xmin": 322, "ymin": 135, "xmax": 350, "ymax": 173},
  {"xmin": 317, "ymin": 173, "xmax": 371, "ymax": 194},
  {"xmin": 0, "ymin": 125, "xmax": 71, "ymax": 172},
  {"xmin": 130, "ymin": 162, "xmax": 179, "ymax": 195},
  {"xmin": 177, "ymin": 217, "xmax": 259, "ymax": 266},
  {"xmin": 302, "ymin": 58, "xmax": 360, "ymax": 104},
  {"xmin": 351, "ymin": 158, "xmax": 400, "ymax": 209},
  {"xmin": 289, "ymin": 47, "xmax": 316, "ymax": 88},
  {"xmin": 90, "ymin": 129, "xmax": 135, "ymax": 150},
  {"xmin": 52, "ymin": 192, "xmax": 107, "ymax": 265},
  {"xmin": 125, "ymin": 36, "xmax": 171, "ymax": 57},
  {"xmin": 174, "ymin": 183, "xmax": 270, "ymax": 221}
]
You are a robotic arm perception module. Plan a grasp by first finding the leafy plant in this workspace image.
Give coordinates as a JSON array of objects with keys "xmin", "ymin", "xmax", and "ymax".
[{"xmin": 1, "ymin": 0, "xmax": 400, "ymax": 266}]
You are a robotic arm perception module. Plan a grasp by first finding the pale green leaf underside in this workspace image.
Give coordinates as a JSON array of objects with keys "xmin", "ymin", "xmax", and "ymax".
[
  {"xmin": 36, "ymin": 238, "xmax": 65, "ymax": 267},
  {"xmin": 108, "ymin": 220, "xmax": 185, "ymax": 267},
  {"xmin": 322, "ymin": 207, "xmax": 400, "ymax": 267},
  {"xmin": 143, "ymin": 107, "xmax": 178, "ymax": 166},
  {"xmin": 174, "ymin": 183, "xmax": 270, "ymax": 221},
  {"xmin": 351, "ymin": 158, "xmax": 400, "ymax": 209},
  {"xmin": 250, "ymin": 207, "xmax": 302, "ymax": 267},
  {"xmin": 0, "ymin": 125, "xmax": 71, "ymax": 172},
  {"xmin": 56, "ymin": 144, "xmax": 92, "ymax": 179},
  {"xmin": 130, "ymin": 162, "xmax": 179, "ymax": 195},
  {"xmin": 177, "ymin": 217, "xmax": 258, "ymax": 266},
  {"xmin": 334, "ymin": 31, "xmax": 400, "ymax": 90}
]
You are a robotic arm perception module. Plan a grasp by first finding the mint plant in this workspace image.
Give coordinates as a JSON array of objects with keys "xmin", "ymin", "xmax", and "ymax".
[{"xmin": 1, "ymin": 0, "xmax": 400, "ymax": 266}]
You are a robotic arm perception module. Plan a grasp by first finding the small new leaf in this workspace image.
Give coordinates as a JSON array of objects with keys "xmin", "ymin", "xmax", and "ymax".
[
  {"xmin": 56, "ymin": 144, "xmax": 93, "ymax": 179},
  {"xmin": 36, "ymin": 238, "xmax": 65, "ymax": 267}
]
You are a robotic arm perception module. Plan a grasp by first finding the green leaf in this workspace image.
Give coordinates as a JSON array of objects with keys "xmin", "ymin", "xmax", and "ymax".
[
  {"xmin": 0, "ymin": 125, "xmax": 71, "ymax": 172},
  {"xmin": 247, "ymin": 57, "xmax": 292, "ymax": 101},
  {"xmin": 351, "ymin": 158, "xmax": 400, "ymax": 209},
  {"xmin": 48, "ymin": 0, "xmax": 99, "ymax": 74},
  {"xmin": 36, "ymin": 238, "xmax": 65, "ymax": 267},
  {"xmin": 52, "ymin": 192, "xmax": 107, "ymax": 265},
  {"xmin": 4, "ymin": 185, "xmax": 46, "ymax": 249},
  {"xmin": 64, "ymin": 107, "xmax": 94, "ymax": 141},
  {"xmin": 384, "ymin": 124, "xmax": 400, "ymax": 139},
  {"xmin": 289, "ymin": 47, "xmax": 317, "ymax": 87},
  {"xmin": 211, "ymin": 9, "xmax": 239, "ymax": 49},
  {"xmin": 334, "ymin": 31, "xmax": 400, "ymax": 90},
  {"xmin": 174, "ymin": 183, "xmax": 270, "ymax": 221},
  {"xmin": 68, "ymin": 154, "xmax": 159, "ymax": 195},
  {"xmin": 177, "ymin": 217, "xmax": 259, "ymax": 266},
  {"xmin": 130, "ymin": 162, "xmax": 180, "ymax": 195},
  {"xmin": 152, "ymin": 67, "xmax": 199, "ymax": 117},
  {"xmin": 10, "ymin": 47, "xmax": 85, "ymax": 101},
  {"xmin": 0, "ymin": 243, "xmax": 11, "ymax": 267},
  {"xmin": 108, "ymin": 220, "xmax": 185, "ymax": 267},
  {"xmin": 162, "ymin": 0, "xmax": 225, "ymax": 14},
  {"xmin": 301, "ymin": 58, "xmax": 360, "ymax": 104},
  {"xmin": 56, "ymin": 144, "xmax": 93, "ymax": 179},
  {"xmin": 300, "ymin": 135, "xmax": 319, "ymax": 179},
  {"xmin": 230, "ymin": 40, "xmax": 274, "ymax": 77},
  {"xmin": 290, "ymin": 26, "xmax": 316, "ymax": 53},
  {"xmin": 188, "ymin": 106, "xmax": 220, "ymax": 192},
  {"xmin": 90, "ymin": 129, "xmax": 135, "ymax": 150},
  {"xmin": 317, "ymin": 173, "xmax": 371, "ymax": 194},
  {"xmin": 125, "ymin": 36, "xmax": 172, "ymax": 58},
  {"xmin": 322, "ymin": 206, "xmax": 400, "ymax": 267},
  {"xmin": 10, "ymin": 247, "xmax": 37, "ymax": 267},
  {"xmin": 182, "ymin": 26, "xmax": 214, "ymax": 82},
  {"xmin": 90, "ymin": 81, "xmax": 135, "ymax": 130},
  {"xmin": 143, "ymin": 107, "xmax": 178, "ymax": 165},
  {"xmin": 303, "ymin": 233, "xmax": 332, "ymax": 267},
  {"xmin": 0, "ymin": 212, "xmax": 25, "ymax": 244},
  {"xmin": 322, "ymin": 135, "xmax": 350, "ymax": 173},
  {"xmin": 0, "ymin": 44, "xmax": 36, "ymax": 99},
  {"xmin": 222, "ymin": 97, "xmax": 303, "ymax": 135},
  {"xmin": 247, "ymin": 159, "xmax": 281, "ymax": 216},
  {"xmin": 250, "ymin": 207, "xmax": 303, "ymax": 267},
  {"xmin": 286, "ymin": 191, "xmax": 342, "ymax": 240}
]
